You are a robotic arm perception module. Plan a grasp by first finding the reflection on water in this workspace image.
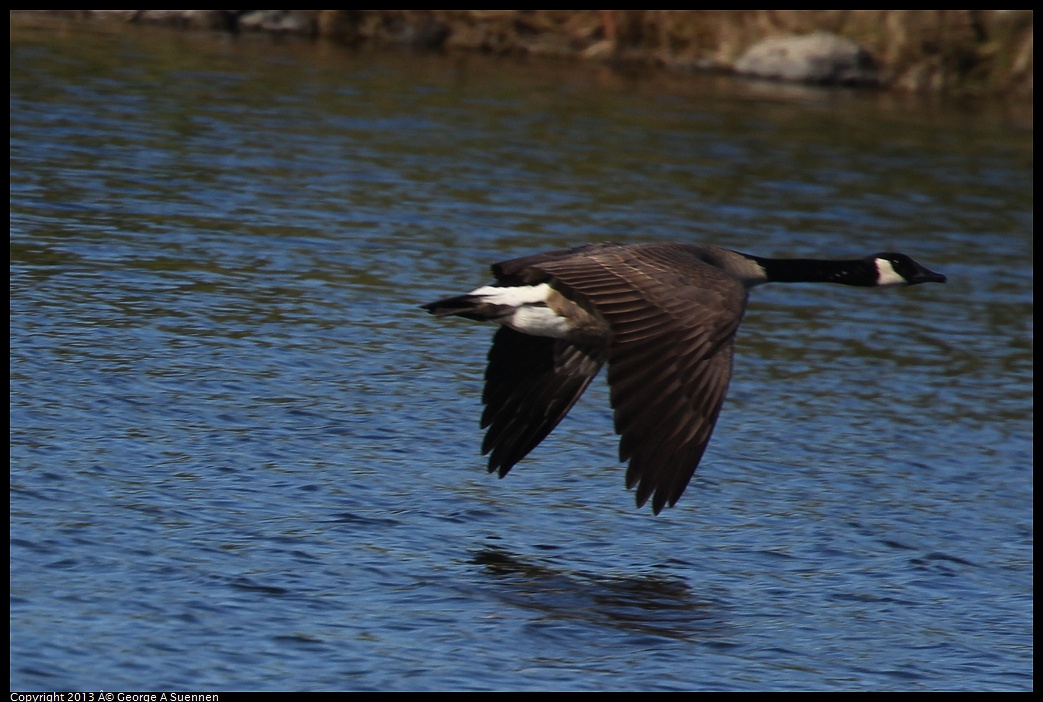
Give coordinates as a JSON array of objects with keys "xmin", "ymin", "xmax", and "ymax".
[
  {"xmin": 10, "ymin": 19, "xmax": 1032, "ymax": 691},
  {"xmin": 472, "ymin": 548, "xmax": 720, "ymax": 642}
]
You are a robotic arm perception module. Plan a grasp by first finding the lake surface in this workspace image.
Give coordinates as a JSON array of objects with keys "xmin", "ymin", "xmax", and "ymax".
[{"xmin": 10, "ymin": 21, "xmax": 1033, "ymax": 691}]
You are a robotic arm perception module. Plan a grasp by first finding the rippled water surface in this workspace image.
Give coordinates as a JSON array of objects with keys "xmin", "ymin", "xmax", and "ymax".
[{"xmin": 10, "ymin": 21, "xmax": 1033, "ymax": 691}]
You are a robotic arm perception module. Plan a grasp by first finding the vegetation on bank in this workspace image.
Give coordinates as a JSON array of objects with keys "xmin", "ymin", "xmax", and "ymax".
[{"xmin": 13, "ymin": 10, "xmax": 1034, "ymax": 98}]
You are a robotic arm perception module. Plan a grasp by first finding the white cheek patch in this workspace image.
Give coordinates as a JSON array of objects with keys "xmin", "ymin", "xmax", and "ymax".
[
  {"xmin": 874, "ymin": 258, "xmax": 906, "ymax": 286},
  {"xmin": 469, "ymin": 283, "xmax": 553, "ymax": 306}
]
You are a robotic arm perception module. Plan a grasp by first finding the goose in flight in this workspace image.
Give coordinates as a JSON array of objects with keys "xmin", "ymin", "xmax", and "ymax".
[{"xmin": 422, "ymin": 242, "xmax": 946, "ymax": 514}]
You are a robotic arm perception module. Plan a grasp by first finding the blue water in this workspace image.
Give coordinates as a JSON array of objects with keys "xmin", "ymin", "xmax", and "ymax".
[{"xmin": 10, "ymin": 21, "xmax": 1033, "ymax": 691}]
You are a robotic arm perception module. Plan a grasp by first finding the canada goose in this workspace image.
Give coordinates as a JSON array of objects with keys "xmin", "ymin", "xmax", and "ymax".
[{"xmin": 422, "ymin": 242, "xmax": 946, "ymax": 514}]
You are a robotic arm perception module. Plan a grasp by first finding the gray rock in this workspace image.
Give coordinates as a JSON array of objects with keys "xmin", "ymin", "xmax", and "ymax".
[{"xmin": 735, "ymin": 32, "xmax": 879, "ymax": 86}]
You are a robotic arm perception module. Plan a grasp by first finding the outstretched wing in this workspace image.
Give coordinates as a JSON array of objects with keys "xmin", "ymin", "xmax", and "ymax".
[
  {"xmin": 533, "ymin": 244, "xmax": 748, "ymax": 513},
  {"xmin": 481, "ymin": 327, "xmax": 604, "ymax": 476}
]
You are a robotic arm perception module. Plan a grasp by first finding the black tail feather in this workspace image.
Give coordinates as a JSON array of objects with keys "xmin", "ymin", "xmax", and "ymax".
[{"xmin": 422, "ymin": 294, "xmax": 507, "ymax": 322}]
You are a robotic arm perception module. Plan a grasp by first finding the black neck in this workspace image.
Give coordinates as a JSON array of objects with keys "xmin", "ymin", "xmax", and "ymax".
[{"xmin": 750, "ymin": 257, "xmax": 877, "ymax": 287}]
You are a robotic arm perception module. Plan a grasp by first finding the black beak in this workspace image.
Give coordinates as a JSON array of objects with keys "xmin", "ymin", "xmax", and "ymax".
[{"xmin": 908, "ymin": 265, "xmax": 947, "ymax": 285}]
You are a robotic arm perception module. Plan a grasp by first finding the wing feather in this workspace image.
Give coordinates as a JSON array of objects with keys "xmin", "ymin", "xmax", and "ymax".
[
  {"xmin": 480, "ymin": 327, "xmax": 603, "ymax": 477},
  {"xmin": 529, "ymin": 244, "xmax": 748, "ymax": 513}
]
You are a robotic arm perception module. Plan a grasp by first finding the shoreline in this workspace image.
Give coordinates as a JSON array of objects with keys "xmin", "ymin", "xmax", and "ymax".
[{"xmin": 11, "ymin": 10, "xmax": 1033, "ymax": 100}]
